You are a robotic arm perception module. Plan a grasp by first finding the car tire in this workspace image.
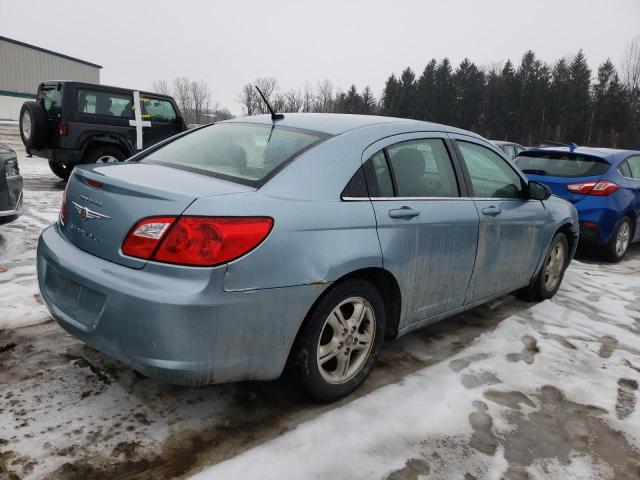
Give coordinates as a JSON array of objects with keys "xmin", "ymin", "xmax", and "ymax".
[
  {"xmin": 517, "ymin": 232, "xmax": 568, "ymax": 302},
  {"xmin": 292, "ymin": 279, "xmax": 385, "ymax": 403},
  {"xmin": 19, "ymin": 101, "xmax": 48, "ymax": 150},
  {"xmin": 48, "ymin": 161, "xmax": 73, "ymax": 181},
  {"xmin": 604, "ymin": 216, "xmax": 632, "ymax": 263},
  {"xmin": 84, "ymin": 146, "xmax": 128, "ymax": 164}
]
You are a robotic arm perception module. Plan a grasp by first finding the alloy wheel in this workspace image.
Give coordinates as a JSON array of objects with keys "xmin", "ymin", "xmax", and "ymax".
[
  {"xmin": 616, "ymin": 222, "xmax": 631, "ymax": 258},
  {"xmin": 316, "ymin": 296, "xmax": 375, "ymax": 384},
  {"xmin": 543, "ymin": 241, "xmax": 565, "ymax": 291},
  {"xmin": 95, "ymin": 155, "xmax": 119, "ymax": 163}
]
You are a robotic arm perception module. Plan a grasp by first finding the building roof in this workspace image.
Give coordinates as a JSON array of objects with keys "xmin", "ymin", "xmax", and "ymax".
[
  {"xmin": 226, "ymin": 112, "xmax": 476, "ymax": 136},
  {"xmin": 0, "ymin": 36, "xmax": 102, "ymax": 69}
]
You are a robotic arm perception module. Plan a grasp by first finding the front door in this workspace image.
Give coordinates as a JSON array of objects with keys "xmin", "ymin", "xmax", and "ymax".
[
  {"xmin": 451, "ymin": 135, "xmax": 546, "ymax": 302},
  {"xmin": 365, "ymin": 134, "xmax": 479, "ymax": 328},
  {"xmin": 140, "ymin": 95, "xmax": 182, "ymax": 148}
]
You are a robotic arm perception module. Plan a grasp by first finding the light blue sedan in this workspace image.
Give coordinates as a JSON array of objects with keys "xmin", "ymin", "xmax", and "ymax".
[{"xmin": 37, "ymin": 114, "xmax": 578, "ymax": 402}]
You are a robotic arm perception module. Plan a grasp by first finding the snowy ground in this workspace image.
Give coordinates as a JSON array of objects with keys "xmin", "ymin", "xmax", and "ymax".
[{"xmin": 1, "ymin": 123, "xmax": 639, "ymax": 479}]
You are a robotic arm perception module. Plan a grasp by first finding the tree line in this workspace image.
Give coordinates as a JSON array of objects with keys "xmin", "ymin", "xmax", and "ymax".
[
  {"xmin": 237, "ymin": 36, "xmax": 640, "ymax": 148},
  {"xmin": 151, "ymin": 77, "xmax": 234, "ymax": 124}
]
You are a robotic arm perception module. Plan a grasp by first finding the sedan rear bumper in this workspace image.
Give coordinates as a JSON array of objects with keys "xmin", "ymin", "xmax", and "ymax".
[{"xmin": 37, "ymin": 224, "xmax": 327, "ymax": 385}]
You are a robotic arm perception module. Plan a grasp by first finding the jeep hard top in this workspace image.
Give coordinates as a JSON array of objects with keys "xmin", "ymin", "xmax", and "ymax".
[{"xmin": 20, "ymin": 81, "xmax": 188, "ymax": 179}]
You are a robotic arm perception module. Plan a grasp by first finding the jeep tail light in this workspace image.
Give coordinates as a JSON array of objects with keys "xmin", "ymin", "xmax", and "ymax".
[
  {"xmin": 58, "ymin": 122, "xmax": 69, "ymax": 136},
  {"xmin": 122, "ymin": 216, "xmax": 273, "ymax": 266},
  {"xmin": 566, "ymin": 181, "xmax": 618, "ymax": 196},
  {"xmin": 59, "ymin": 181, "xmax": 69, "ymax": 224}
]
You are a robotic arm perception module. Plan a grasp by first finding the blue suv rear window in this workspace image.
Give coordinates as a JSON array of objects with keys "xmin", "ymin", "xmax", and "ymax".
[{"xmin": 516, "ymin": 152, "xmax": 610, "ymax": 177}]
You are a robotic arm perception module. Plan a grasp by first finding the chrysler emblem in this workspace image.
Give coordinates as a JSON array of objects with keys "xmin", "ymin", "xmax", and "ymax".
[{"xmin": 71, "ymin": 201, "xmax": 111, "ymax": 220}]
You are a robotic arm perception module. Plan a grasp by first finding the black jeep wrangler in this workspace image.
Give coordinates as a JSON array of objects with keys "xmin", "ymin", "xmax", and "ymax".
[{"xmin": 19, "ymin": 81, "xmax": 188, "ymax": 180}]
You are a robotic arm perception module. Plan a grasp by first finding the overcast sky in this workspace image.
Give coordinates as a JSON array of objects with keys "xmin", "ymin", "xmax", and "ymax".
[{"xmin": 1, "ymin": 0, "xmax": 639, "ymax": 114}]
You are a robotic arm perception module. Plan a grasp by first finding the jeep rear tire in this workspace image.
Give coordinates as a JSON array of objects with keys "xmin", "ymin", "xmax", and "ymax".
[
  {"xmin": 48, "ymin": 161, "xmax": 73, "ymax": 181},
  {"xmin": 19, "ymin": 101, "xmax": 48, "ymax": 150},
  {"xmin": 84, "ymin": 146, "xmax": 128, "ymax": 164}
]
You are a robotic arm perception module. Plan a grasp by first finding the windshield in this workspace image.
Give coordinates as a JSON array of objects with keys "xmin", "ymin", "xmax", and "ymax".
[
  {"xmin": 143, "ymin": 123, "xmax": 326, "ymax": 186},
  {"xmin": 515, "ymin": 152, "xmax": 610, "ymax": 178}
]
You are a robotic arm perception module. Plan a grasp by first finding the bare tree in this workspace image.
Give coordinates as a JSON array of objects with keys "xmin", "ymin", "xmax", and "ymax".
[
  {"xmin": 253, "ymin": 77, "xmax": 279, "ymax": 114},
  {"xmin": 173, "ymin": 77, "xmax": 193, "ymax": 120},
  {"xmin": 190, "ymin": 79, "xmax": 212, "ymax": 124},
  {"xmin": 302, "ymin": 82, "xmax": 315, "ymax": 112},
  {"xmin": 236, "ymin": 83, "xmax": 257, "ymax": 116},
  {"xmin": 284, "ymin": 88, "xmax": 303, "ymax": 112},
  {"xmin": 621, "ymin": 35, "xmax": 640, "ymax": 93},
  {"xmin": 316, "ymin": 79, "xmax": 334, "ymax": 112},
  {"xmin": 151, "ymin": 79, "xmax": 171, "ymax": 96}
]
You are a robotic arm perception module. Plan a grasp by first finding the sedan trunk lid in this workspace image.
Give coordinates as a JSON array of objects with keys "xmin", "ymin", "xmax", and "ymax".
[{"xmin": 60, "ymin": 162, "xmax": 254, "ymax": 269}]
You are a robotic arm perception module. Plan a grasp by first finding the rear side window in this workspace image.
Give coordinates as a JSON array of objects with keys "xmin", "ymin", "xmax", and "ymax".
[
  {"xmin": 78, "ymin": 89, "xmax": 134, "ymax": 119},
  {"xmin": 38, "ymin": 86, "xmax": 62, "ymax": 119},
  {"xmin": 368, "ymin": 151, "xmax": 394, "ymax": 197},
  {"xmin": 141, "ymin": 96, "xmax": 176, "ymax": 123},
  {"xmin": 516, "ymin": 152, "xmax": 610, "ymax": 178},
  {"xmin": 457, "ymin": 141, "xmax": 523, "ymax": 199},
  {"xmin": 143, "ymin": 123, "xmax": 325, "ymax": 186},
  {"xmin": 624, "ymin": 156, "xmax": 640, "ymax": 180},
  {"xmin": 387, "ymin": 139, "xmax": 459, "ymax": 197}
]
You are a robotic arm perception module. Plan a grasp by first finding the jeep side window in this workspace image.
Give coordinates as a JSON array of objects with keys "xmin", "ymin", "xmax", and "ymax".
[
  {"xmin": 38, "ymin": 86, "xmax": 62, "ymax": 119},
  {"xmin": 141, "ymin": 97, "xmax": 177, "ymax": 123},
  {"xmin": 77, "ymin": 89, "xmax": 134, "ymax": 119}
]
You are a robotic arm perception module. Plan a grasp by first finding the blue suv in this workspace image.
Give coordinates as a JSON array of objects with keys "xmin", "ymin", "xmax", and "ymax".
[{"xmin": 516, "ymin": 145, "xmax": 640, "ymax": 262}]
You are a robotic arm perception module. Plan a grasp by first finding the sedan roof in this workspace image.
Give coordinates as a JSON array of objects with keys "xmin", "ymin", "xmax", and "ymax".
[{"xmin": 224, "ymin": 113, "xmax": 477, "ymax": 137}]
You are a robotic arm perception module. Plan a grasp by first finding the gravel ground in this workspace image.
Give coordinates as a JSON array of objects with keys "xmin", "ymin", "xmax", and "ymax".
[{"xmin": 0, "ymin": 122, "xmax": 639, "ymax": 480}]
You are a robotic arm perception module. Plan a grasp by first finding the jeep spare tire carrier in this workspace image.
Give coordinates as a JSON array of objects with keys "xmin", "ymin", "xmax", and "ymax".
[{"xmin": 19, "ymin": 101, "xmax": 47, "ymax": 150}]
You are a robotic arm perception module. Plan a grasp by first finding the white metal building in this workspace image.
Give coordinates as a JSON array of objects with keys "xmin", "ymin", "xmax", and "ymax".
[{"xmin": 0, "ymin": 36, "xmax": 101, "ymax": 120}]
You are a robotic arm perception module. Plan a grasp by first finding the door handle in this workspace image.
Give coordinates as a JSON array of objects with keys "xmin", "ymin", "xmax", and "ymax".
[
  {"xmin": 388, "ymin": 207, "xmax": 420, "ymax": 219},
  {"xmin": 481, "ymin": 206, "xmax": 502, "ymax": 217}
]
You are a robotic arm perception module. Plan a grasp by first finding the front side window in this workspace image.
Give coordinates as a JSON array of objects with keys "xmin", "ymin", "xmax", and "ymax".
[
  {"xmin": 143, "ymin": 123, "xmax": 325, "ymax": 186},
  {"xmin": 77, "ymin": 89, "xmax": 134, "ymax": 119},
  {"xmin": 141, "ymin": 97, "xmax": 176, "ymax": 123},
  {"xmin": 458, "ymin": 141, "xmax": 523, "ymax": 199},
  {"xmin": 501, "ymin": 144, "xmax": 516, "ymax": 159},
  {"xmin": 387, "ymin": 139, "xmax": 459, "ymax": 197}
]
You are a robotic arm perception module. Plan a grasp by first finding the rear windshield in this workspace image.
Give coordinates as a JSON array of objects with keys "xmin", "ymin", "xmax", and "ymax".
[
  {"xmin": 142, "ymin": 123, "xmax": 326, "ymax": 186},
  {"xmin": 515, "ymin": 152, "xmax": 610, "ymax": 177}
]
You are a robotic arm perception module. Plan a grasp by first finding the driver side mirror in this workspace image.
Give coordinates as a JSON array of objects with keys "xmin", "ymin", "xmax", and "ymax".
[{"xmin": 528, "ymin": 180, "xmax": 551, "ymax": 200}]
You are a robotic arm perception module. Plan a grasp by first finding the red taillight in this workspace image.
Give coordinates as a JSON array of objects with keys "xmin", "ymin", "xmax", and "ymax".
[
  {"xmin": 60, "ymin": 182, "xmax": 69, "ymax": 224},
  {"xmin": 566, "ymin": 181, "xmax": 619, "ymax": 196},
  {"xmin": 122, "ymin": 217, "xmax": 177, "ymax": 259},
  {"xmin": 583, "ymin": 221, "xmax": 598, "ymax": 230},
  {"xmin": 122, "ymin": 216, "xmax": 273, "ymax": 266},
  {"xmin": 58, "ymin": 122, "xmax": 69, "ymax": 136}
]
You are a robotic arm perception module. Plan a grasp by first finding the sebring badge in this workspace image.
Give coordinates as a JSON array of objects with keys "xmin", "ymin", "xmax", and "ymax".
[{"xmin": 71, "ymin": 201, "xmax": 111, "ymax": 221}]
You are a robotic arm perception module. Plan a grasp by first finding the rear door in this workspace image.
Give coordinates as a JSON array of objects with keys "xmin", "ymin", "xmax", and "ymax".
[
  {"xmin": 140, "ymin": 95, "xmax": 182, "ymax": 148},
  {"xmin": 365, "ymin": 133, "xmax": 479, "ymax": 328},
  {"xmin": 451, "ymin": 135, "xmax": 546, "ymax": 302},
  {"xmin": 619, "ymin": 155, "xmax": 640, "ymax": 241}
]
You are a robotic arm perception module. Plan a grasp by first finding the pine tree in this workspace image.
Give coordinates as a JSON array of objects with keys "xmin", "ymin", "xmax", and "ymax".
[
  {"xmin": 415, "ymin": 59, "xmax": 437, "ymax": 121},
  {"xmin": 452, "ymin": 58, "xmax": 485, "ymax": 131},
  {"xmin": 592, "ymin": 59, "xmax": 628, "ymax": 146},
  {"xmin": 433, "ymin": 58, "xmax": 455, "ymax": 124},
  {"xmin": 361, "ymin": 86, "xmax": 376, "ymax": 114},
  {"xmin": 398, "ymin": 68, "xmax": 417, "ymax": 118},
  {"xmin": 565, "ymin": 50, "xmax": 592, "ymax": 144},
  {"xmin": 381, "ymin": 74, "xmax": 400, "ymax": 116}
]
